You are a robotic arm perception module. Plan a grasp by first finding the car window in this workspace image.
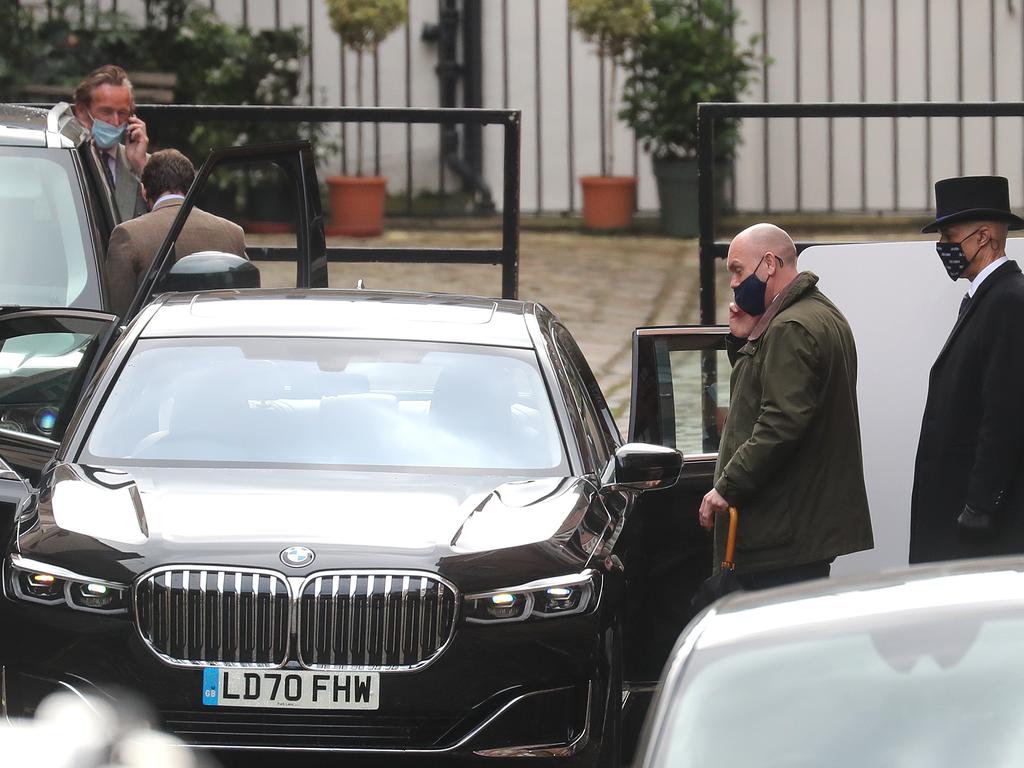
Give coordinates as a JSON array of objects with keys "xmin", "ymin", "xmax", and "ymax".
[
  {"xmin": 553, "ymin": 324, "xmax": 620, "ymax": 450},
  {"xmin": 653, "ymin": 606, "xmax": 1024, "ymax": 768},
  {"xmin": 0, "ymin": 331, "xmax": 94, "ymax": 440},
  {"xmin": 549, "ymin": 328, "xmax": 606, "ymax": 470},
  {"xmin": 631, "ymin": 329, "xmax": 732, "ymax": 454},
  {"xmin": 0, "ymin": 148, "xmax": 100, "ymax": 309},
  {"xmin": 82, "ymin": 337, "xmax": 566, "ymax": 473}
]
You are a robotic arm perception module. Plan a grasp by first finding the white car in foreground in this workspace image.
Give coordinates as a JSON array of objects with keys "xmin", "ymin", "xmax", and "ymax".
[{"xmin": 635, "ymin": 557, "xmax": 1024, "ymax": 767}]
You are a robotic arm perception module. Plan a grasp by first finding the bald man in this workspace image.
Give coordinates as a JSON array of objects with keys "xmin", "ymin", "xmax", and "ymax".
[{"xmin": 699, "ymin": 223, "xmax": 873, "ymax": 590}]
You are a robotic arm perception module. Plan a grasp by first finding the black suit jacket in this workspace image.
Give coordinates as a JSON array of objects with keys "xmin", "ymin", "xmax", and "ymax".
[{"xmin": 910, "ymin": 259, "xmax": 1024, "ymax": 563}]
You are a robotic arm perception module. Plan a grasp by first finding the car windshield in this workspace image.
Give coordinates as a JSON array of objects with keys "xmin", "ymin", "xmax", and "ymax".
[
  {"xmin": 83, "ymin": 337, "xmax": 566, "ymax": 472},
  {"xmin": 0, "ymin": 148, "xmax": 101, "ymax": 309},
  {"xmin": 652, "ymin": 600, "xmax": 1024, "ymax": 768}
]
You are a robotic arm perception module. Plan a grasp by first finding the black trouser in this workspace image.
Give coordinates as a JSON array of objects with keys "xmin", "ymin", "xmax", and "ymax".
[{"xmin": 737, "ymin": 559, "xmax": 832, "ymax": 591}]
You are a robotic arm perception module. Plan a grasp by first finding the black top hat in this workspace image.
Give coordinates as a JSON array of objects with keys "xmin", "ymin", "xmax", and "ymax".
[{"xmin": 921, "ymin": 175, "xmax": 1024, "ymax": 233}]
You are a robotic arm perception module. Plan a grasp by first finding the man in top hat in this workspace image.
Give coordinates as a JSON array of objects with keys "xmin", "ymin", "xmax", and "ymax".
[{"xmin": 910, "ymin": 175, "xmax": 1024, "ymax": 563}]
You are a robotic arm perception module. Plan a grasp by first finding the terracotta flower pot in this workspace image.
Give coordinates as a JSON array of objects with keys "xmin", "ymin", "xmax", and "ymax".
[
  {"xmin": 325, "ymin": 175, "xmax": 387, "ymax": 237},
  {"xmin": 579, "ymin": 176, "xmax": 637, "ymax": 231}
]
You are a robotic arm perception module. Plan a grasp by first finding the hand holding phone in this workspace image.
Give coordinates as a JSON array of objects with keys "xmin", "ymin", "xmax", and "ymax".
[{"xmin": 124, "ymin": 114, "xmax": 149, "ymax": 176}]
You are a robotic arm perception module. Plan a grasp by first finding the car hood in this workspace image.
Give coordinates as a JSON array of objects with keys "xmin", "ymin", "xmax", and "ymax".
[{"xmin": 14, "ymin": 463, "xmax": 603, "ymax": 590}]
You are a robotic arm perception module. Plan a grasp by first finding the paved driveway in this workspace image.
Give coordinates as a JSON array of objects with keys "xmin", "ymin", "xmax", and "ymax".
[{"xmin": 250, "ymin": 230, "xmax": 717, "ymax": 432}]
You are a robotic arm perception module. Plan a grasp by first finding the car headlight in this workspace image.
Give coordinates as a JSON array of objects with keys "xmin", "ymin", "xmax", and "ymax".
[
  {"xmin": 7, "ymin": 556, "xmax": 128, "ymax": 614},
  {"xmin": 463, "ymin": 570, "xmax": 598, "ymax": 624}
]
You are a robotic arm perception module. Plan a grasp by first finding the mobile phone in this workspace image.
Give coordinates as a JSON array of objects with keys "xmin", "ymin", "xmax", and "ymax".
[{"xmin": 124, "ymin": 112, "xmax": 137, "ymax": 145}]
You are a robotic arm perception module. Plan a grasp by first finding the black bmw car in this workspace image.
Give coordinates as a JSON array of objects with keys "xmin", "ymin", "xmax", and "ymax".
[{"xmin": 0, "ymin": 288, "xmax": 734, "ymax": 764}]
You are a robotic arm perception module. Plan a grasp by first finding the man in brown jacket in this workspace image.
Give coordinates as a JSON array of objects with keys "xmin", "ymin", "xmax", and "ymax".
[
  {"xmin": 105, "ymin": 149, "xmax": 247, "ymax": 317},
  {"xmin": 698, "ymin": 223, "xmax": 873, "ymax": 589}
]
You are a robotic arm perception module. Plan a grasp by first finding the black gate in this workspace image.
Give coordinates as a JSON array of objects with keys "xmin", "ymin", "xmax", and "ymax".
[
  {"xmin": 129, "ymin": 104, "xmax": 523, "ymax": 298},
  {"xmin": 696, "ymin": 101, "xmax": 1024, "ymax": 324}
]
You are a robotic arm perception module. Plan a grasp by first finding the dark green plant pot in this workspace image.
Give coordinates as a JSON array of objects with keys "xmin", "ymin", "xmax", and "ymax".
[{"xmin": 653, "ymin": 157, "xmax": 699, "ymax": 238}]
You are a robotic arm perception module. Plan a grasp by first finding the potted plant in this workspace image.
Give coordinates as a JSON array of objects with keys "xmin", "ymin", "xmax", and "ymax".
[
  {"xmin": 324, "ymin": 0, "xmax": 406, "ymax": 236},
  {"xmin": 569, "ymin": 0, "xmax": 650, "ymax": 231},
  {"xmin": 620, "ymin": 0, "xmax": 760, "ymax": 237}
]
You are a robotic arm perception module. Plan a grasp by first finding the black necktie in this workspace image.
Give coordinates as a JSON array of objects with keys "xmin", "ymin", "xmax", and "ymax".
[
  {"xmin": 958, "ymin": 293, "xmax": 971, "ymax": 318},
  {"xmin": 96, "ymin": 145, "xmax": 116, "ymax": 190}
]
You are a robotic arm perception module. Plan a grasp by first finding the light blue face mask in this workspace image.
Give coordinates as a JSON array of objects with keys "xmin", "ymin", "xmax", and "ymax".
[{"xmin": 89, "ymin": 113, "xmax": 126, "ymax": 149}]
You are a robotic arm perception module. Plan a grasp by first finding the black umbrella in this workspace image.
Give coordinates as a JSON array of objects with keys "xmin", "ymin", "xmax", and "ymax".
[{"xmin": 691, "ymin": 506, "xmax": 742, "ymax": 612}]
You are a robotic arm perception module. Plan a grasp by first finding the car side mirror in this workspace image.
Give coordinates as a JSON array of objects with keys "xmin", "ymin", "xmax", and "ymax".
[
  {"xmin": 601, "ymin": 443, "xmax": 683, "ymax": 492},
  {"xmin": 156, "ymin": 251, "xmax": 260, "ymax": 294}
]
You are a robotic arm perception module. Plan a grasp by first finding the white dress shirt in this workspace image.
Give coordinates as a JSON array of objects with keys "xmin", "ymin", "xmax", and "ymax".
[
  {"xmin": 969, "ymin": 254, "xmax": 1009, "ymax": 297},
  {"xmin": 153, "ymin": 193, "xmax": 186, "ymax": 208}
]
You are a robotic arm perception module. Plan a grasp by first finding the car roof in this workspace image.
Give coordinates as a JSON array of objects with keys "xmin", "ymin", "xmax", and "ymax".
[
  {"xmin": 139, "ymin": 289, "xmax": 540, "ymax": 347},
  {"xmin": 0, "ymin": 103, "xmax": 79, "ymax": 149},
  {"xmin": 693, "ymin": 556, "xmax": 1024, "ymax": 650}
]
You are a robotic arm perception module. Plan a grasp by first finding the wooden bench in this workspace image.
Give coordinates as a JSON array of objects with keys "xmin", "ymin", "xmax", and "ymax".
[{"xmin": 18, "ymin": 71, "xmax": 178, "ymax": 104}]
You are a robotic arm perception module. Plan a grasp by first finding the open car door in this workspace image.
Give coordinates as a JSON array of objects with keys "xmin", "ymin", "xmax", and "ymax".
[
  {"xmin": 623, "ymin": 324, "xmax": 730, "ymax": 681},
  {"xmin": 0, "ymin": 308, "xmax": 120, "ymax": 545},
  {"xmin": 123, "ymin": 140, "xmax": 328, "ymax": 324}
]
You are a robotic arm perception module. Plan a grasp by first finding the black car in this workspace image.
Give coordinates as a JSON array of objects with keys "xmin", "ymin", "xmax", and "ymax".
[
  {"xmin": 1, "ymin": 101, "xmax": 736, "ymax": 763},
  {"xmin": 0, "ymin": 283, "xmax": 742, "ymax": 764}
]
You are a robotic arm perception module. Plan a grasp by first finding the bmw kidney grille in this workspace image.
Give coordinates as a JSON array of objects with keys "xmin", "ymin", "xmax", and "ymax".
[
  {"xmin": 135, "ymin": 568, "xmax": 291, "ymax": 667},
  {"xmin": 298, "ymin": 573, "xmax": 457, "ymax": 669},
  {"xmin": 134, "ymin": 568, "xmax": 457, "ymax": 670}
]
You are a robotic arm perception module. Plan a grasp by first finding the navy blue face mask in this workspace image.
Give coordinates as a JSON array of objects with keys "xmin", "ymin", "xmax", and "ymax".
[
  {"xmin": 935, "ymin": 228, "xmax": 982, "ymax": 281},
  {"xmin": 733, "ymin": 253, "xmax": 780, "ymax": 316}
]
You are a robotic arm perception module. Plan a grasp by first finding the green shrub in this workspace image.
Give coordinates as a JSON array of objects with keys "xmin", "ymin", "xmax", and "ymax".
[{"xmin": 620, "ymin": 0, "xmax": 761, "ymax": 162}]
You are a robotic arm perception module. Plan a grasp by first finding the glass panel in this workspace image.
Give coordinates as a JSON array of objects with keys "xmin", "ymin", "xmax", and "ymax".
[
  {"xmin": 0, "ymin": 149, "xmax": 100, "ymax": 309},
  {"xmin": 195, "ymin": 160, "xmax": 296, "ymax": 288},
  {"xmin": 0, "ymin": 331, "xmax": 94, "ymax": 439},
  {"xmin": 657, "ymin": 344, "xmax": 731, "ymax": 455},
  {"xmin": 84, "ymin": 338, "xmax": 567, "ymax": 473}
]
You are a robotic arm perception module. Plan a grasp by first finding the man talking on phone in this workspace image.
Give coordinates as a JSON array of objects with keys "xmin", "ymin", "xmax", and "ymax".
[{"xmin": 72, "ymin": 64, "xmax": 149, "ymax": 222}]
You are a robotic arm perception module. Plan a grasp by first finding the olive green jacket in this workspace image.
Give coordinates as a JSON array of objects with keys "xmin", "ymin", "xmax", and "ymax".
[{"xmin": 713, "ymin": 272, "xmax": 873, "ymax": 572}]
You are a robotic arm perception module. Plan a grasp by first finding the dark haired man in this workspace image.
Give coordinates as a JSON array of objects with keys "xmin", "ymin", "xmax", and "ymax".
[
  {"xmin": 911, "ymin": 176, "xmax": 1024, "ymax": 562},
  {"xmin": 72, "ymin": 64, "xmax": 149, "ymax": 222},
  {"xmin": 105, "ymin": 149, "xmax": 247, "ymax": 317}
]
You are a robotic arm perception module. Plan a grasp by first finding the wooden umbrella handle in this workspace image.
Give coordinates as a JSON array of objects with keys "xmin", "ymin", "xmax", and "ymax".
[{"xmin": 722, "ymin": 506, "xmax": 739, "ymax": 570}]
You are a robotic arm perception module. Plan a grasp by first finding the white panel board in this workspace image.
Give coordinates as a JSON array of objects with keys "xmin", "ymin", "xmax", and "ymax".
[{"xmin": 800, "ymin": 238, "xmax": 1024, "ymax": 576}]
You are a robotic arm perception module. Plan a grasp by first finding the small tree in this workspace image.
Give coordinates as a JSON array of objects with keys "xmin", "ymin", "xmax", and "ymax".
[
  {"xmin": 569, "ymin": 0, "xmax": 651, "ymax": 177},
  {"xmin": 325, "ymin": 0, "xmax": 407, "ymax": 176},
  {"xmin": 620, "ymin": 0, "xmax": 760, "ymax": 162}
]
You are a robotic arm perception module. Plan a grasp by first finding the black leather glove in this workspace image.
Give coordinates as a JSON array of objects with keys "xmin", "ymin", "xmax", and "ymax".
[{"xmin": 956, "ymin": 504, "xmax": 996, "ymax": 536}]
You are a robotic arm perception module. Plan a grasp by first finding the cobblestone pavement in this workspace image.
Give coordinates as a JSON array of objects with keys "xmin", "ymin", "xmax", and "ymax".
[
  {"xmin": 249, "ymin": 229, "xmax": 723, "ymax": 432},
  {"xmin": 250, "ymin": 228, "xmax": 918, "ymax": 431}
]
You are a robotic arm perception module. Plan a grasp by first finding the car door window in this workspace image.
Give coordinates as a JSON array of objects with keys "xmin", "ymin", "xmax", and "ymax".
[
  {"xmin": 196, "ymin": 160, "xmax": 296, "ymax": 287},
  {"xmin": 0, "ymin": 331, "xmax": 93, "ymax": 440},
  {"xmin": 630, "ymin": 327, "xmax": 730, "ymax": 456},
  {"xmin": 551, "ymin": 325, "xmax": 610, "ymax": 470},
  {"xmin": 0, "ymin": 314, "xmax": 117, "ymax": 444},
  {"xmin": 553, "ymin": 324, "xmax": 621, "ymax": 451},
  {"xmin": 0, "ymin": 148, "xmax": 101, "ymax": 309}
]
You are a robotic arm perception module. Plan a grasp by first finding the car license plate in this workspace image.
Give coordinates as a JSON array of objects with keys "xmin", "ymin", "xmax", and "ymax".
[{"xmin": 201, "ymin": 668, "xmax": 380, "ymax": 710}]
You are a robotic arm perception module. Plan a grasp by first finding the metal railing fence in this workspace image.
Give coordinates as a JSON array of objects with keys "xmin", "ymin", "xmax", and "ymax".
[
  {"xmin": 20, "ymin": 0, "xmax": 1024, "ymax": 216},
  {"xmin": 132, "ymin": 104, "xmax": 522, "ymax": 299},
  {"xmin": 697, "ymin": 101, "xmax": 1024, "ymax": 324}
]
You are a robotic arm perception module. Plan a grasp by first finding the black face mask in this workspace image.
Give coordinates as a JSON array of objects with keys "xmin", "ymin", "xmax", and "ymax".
[
  {"xmin": 936, "ymin": 228, "xmax": 983, "ymax": 280},
  {"xmin": 733, "ymin": 253, "xmax": 780, "ymax": 316}
]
